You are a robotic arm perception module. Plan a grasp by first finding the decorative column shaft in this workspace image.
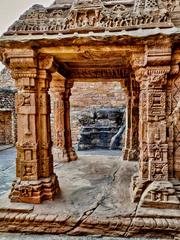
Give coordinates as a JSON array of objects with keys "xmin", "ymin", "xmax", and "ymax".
[
  {"xmin": 123, "ymin": 77, "xmax": 140, "ymax": 161},
  {"xmin": 51, "ymin": 79, "xmax": 68, "ymax": 162},
  {"xmin": 6, "ymin": 50, "xmax": 60, "ymax": 204},
  {"xmin": 132, "ymin": 65, "xmax": 179, "ymax": 208},
  {"xmin": 64, "ymin": 80, "xmax": 78, "ymax": 161}
]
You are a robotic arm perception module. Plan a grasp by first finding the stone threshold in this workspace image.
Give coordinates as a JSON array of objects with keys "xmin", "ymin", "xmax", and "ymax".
[{"xmin": 0, "ymin": 205, "xmax": 179, "ymax": 239}]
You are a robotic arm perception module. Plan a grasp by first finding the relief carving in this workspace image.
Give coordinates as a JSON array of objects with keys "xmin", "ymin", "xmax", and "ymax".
[
  {"xmin": 148, "ymin": 91, "xmax": 166, "ymax": 121},
  {"xmin": 5, "ymin": 0, "xmax": 176, "ymax": 35},
  {"xmin": 23, "ymin": 164, "xmax": 34, "ymax": 177},
  {"xmin": 140, "ymin": 181, "xmax": 180, "ymax": 208},
  {"xmin": 20, "ymin": 186, "xmax": 33, "ymax": 198},
  {"xmin": 17, "ymin": 94, "xmax": 31, "ymax": 107}
]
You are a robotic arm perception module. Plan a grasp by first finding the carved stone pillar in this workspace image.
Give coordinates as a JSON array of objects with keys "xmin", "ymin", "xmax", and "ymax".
[
  {"xmin": 51, "ymin": 79, "xmax": 68, "ymax": 162},
  {"xmin": 5, "ymin": 50, "xmax": 60, "ymax": 204},
  {"xmin": 132, "ymin": 66, "xmax": 180, "ymax": 209},
  {"xmin": 123, "ymin": 77, "xmax": 140, "ymax": 161},
  {"xmin": 64, "ymin": 80, "xmax": 78, "ymax": 161}
]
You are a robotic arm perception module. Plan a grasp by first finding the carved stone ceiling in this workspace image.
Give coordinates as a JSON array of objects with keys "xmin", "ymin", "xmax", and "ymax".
[
  {"xmin": 3, "ymin": 0, "xmax": 180, "ymax": 36},
  {"xmin": 39, "ymin": 45, "xmax": 132, "ymax": 81}
]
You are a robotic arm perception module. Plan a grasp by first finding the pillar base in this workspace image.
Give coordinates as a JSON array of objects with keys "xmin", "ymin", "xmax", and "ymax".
[
  {"xmin": 131, "ymin": 176, "xmax": 180, "ymax": 209},
  {"xmin": 52, "ymin": 147, "xmax": 78, "ymax": 162},
  {"xmin": 123, "ymin": 148, "xmax": 139, "ymax": 161},
  {"xmin": 52, "ymin": 147, "xmax": 69, "ymax": 163},
  {"xmin": 139, "ymin": 180, "xmax": 180, "ymax": 209},
  {"xmin": 9, "ymin": 174, "xmax": 60, "ymax": 204},
  {"xmin": 67, "ymin": 148, "xmax": 78, "ymax": 161},
  {"xmin": 131, "ymin": 174, "xmax": 148, "ymax": 203}
]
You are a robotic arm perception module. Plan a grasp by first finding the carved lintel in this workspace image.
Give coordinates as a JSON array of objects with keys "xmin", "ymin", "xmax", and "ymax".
[{"xmin": 146, "ymin": 42, "xmax": 172, "ymax": 66}]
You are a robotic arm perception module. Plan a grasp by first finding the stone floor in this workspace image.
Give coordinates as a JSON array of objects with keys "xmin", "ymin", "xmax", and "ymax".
[
  {"xmin": 0, "ymin": 144, "xmax": 14, "ymax": 152},
  {"xmin": 0, "ymin": 148, "xmax": 178, "ymax": 239}
]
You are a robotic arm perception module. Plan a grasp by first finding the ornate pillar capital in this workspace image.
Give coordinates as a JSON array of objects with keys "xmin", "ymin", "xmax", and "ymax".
[
  {"xmin": 3, "ymin": 48, "xmax": 36, "ymax": 68},
  {"xmin": 134, "ymin": 66, "xmax": 171, "ymax": 89},
  {"xmin": 38, "ymin": 54, "xmax": 54, "ymax": 71},
  {"xmin": 130, "ymin": 52, "xmax": 146, "ymax": 71}
]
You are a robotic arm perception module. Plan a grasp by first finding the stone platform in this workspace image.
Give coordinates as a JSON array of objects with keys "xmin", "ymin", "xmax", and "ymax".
[{"xmin": 0, "ymin": 149, "xmax": 180, "ymax": 239}]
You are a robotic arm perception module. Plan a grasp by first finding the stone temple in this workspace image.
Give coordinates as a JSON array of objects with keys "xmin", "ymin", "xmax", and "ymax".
[{"xmin": 0, "ymin": 0, "xmax": 180, "ymax": 238}]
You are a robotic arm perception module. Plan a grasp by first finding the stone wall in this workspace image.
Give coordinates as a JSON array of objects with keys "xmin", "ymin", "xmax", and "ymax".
[
  {"xmin": 0, "ymin": 68, "xmax": 15, "ymax": 89},
  {"xmin": 0, "ymin": 111, "xmax": 13, "ymax": 144},
  {"xmin": 0, "ymin": 89, "xmax": 16, "ymax": 145},
  {"xmin": 0, "ymin": 68, "xmax": 17, "ymax": 145},
  {"xmin": 0, "ymin": 89, "xmax": 16, "ymax": 110}
]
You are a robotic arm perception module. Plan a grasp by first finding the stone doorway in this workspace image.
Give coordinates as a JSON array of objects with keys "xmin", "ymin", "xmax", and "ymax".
[
  {"xmin": 69, "ymin": 82, "xmax": 126, "ymax": 151},
  {"xmin": 0, "ymin": 111, "xmax": 13, "ymax": 145}
]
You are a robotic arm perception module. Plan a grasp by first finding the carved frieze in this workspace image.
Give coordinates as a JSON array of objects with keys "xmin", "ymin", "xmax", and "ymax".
[
  {"xmin": 4, "ymin": 0, "xmax": 176, "ymax": 36},
  {"xmin": 69, "ymin": 68, "xmax": 130, "ymax": 79}
]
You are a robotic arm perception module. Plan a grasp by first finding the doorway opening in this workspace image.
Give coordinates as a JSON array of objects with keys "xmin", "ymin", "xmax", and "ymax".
[{"xmin": 70, "ymin": 81, "xmax": 127, "ymax": 154}]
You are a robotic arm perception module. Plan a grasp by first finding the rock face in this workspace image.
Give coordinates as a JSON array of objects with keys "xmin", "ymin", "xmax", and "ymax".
[{"xmin": 78, "ymin": 108, "xmax": 125, "ymax": 150}]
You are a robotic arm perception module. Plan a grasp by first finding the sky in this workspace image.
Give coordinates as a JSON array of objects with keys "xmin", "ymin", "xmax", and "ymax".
[{"xmin": 0, "ymin": 0, "xmax": 53, "ymax": 70}]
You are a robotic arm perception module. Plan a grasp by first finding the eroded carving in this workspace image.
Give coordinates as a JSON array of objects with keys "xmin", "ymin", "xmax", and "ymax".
[{"xmin": 4, "ymin": 0, "xmax": 176, "ymax": 36}]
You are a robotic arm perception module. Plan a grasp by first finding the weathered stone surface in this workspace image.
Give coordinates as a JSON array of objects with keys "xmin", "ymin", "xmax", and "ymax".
[
  {"xmin": 0, "ymin": 0, "xmax": 180, "ymax": 238},
  {"xmin": 78, "ymin": 108, "xmax": 125, "ymax": 150},
  {"xmin": 3, "ymin": 0, "xmax": 179, "ymax": 36},
  {"xmin": 0, "ymin": 68, "xmax": 15, "ymax": 89},
  {"xmin": 1, "ymin": 148, "xmax": 179, "ymax": 238},
  {"xmin": 0, "ymin": 89, "xmax": 16, "ymax": 145},
  {"xmin": 70, "ymin": 82, "xmax": 126, "ymax": 145}
]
